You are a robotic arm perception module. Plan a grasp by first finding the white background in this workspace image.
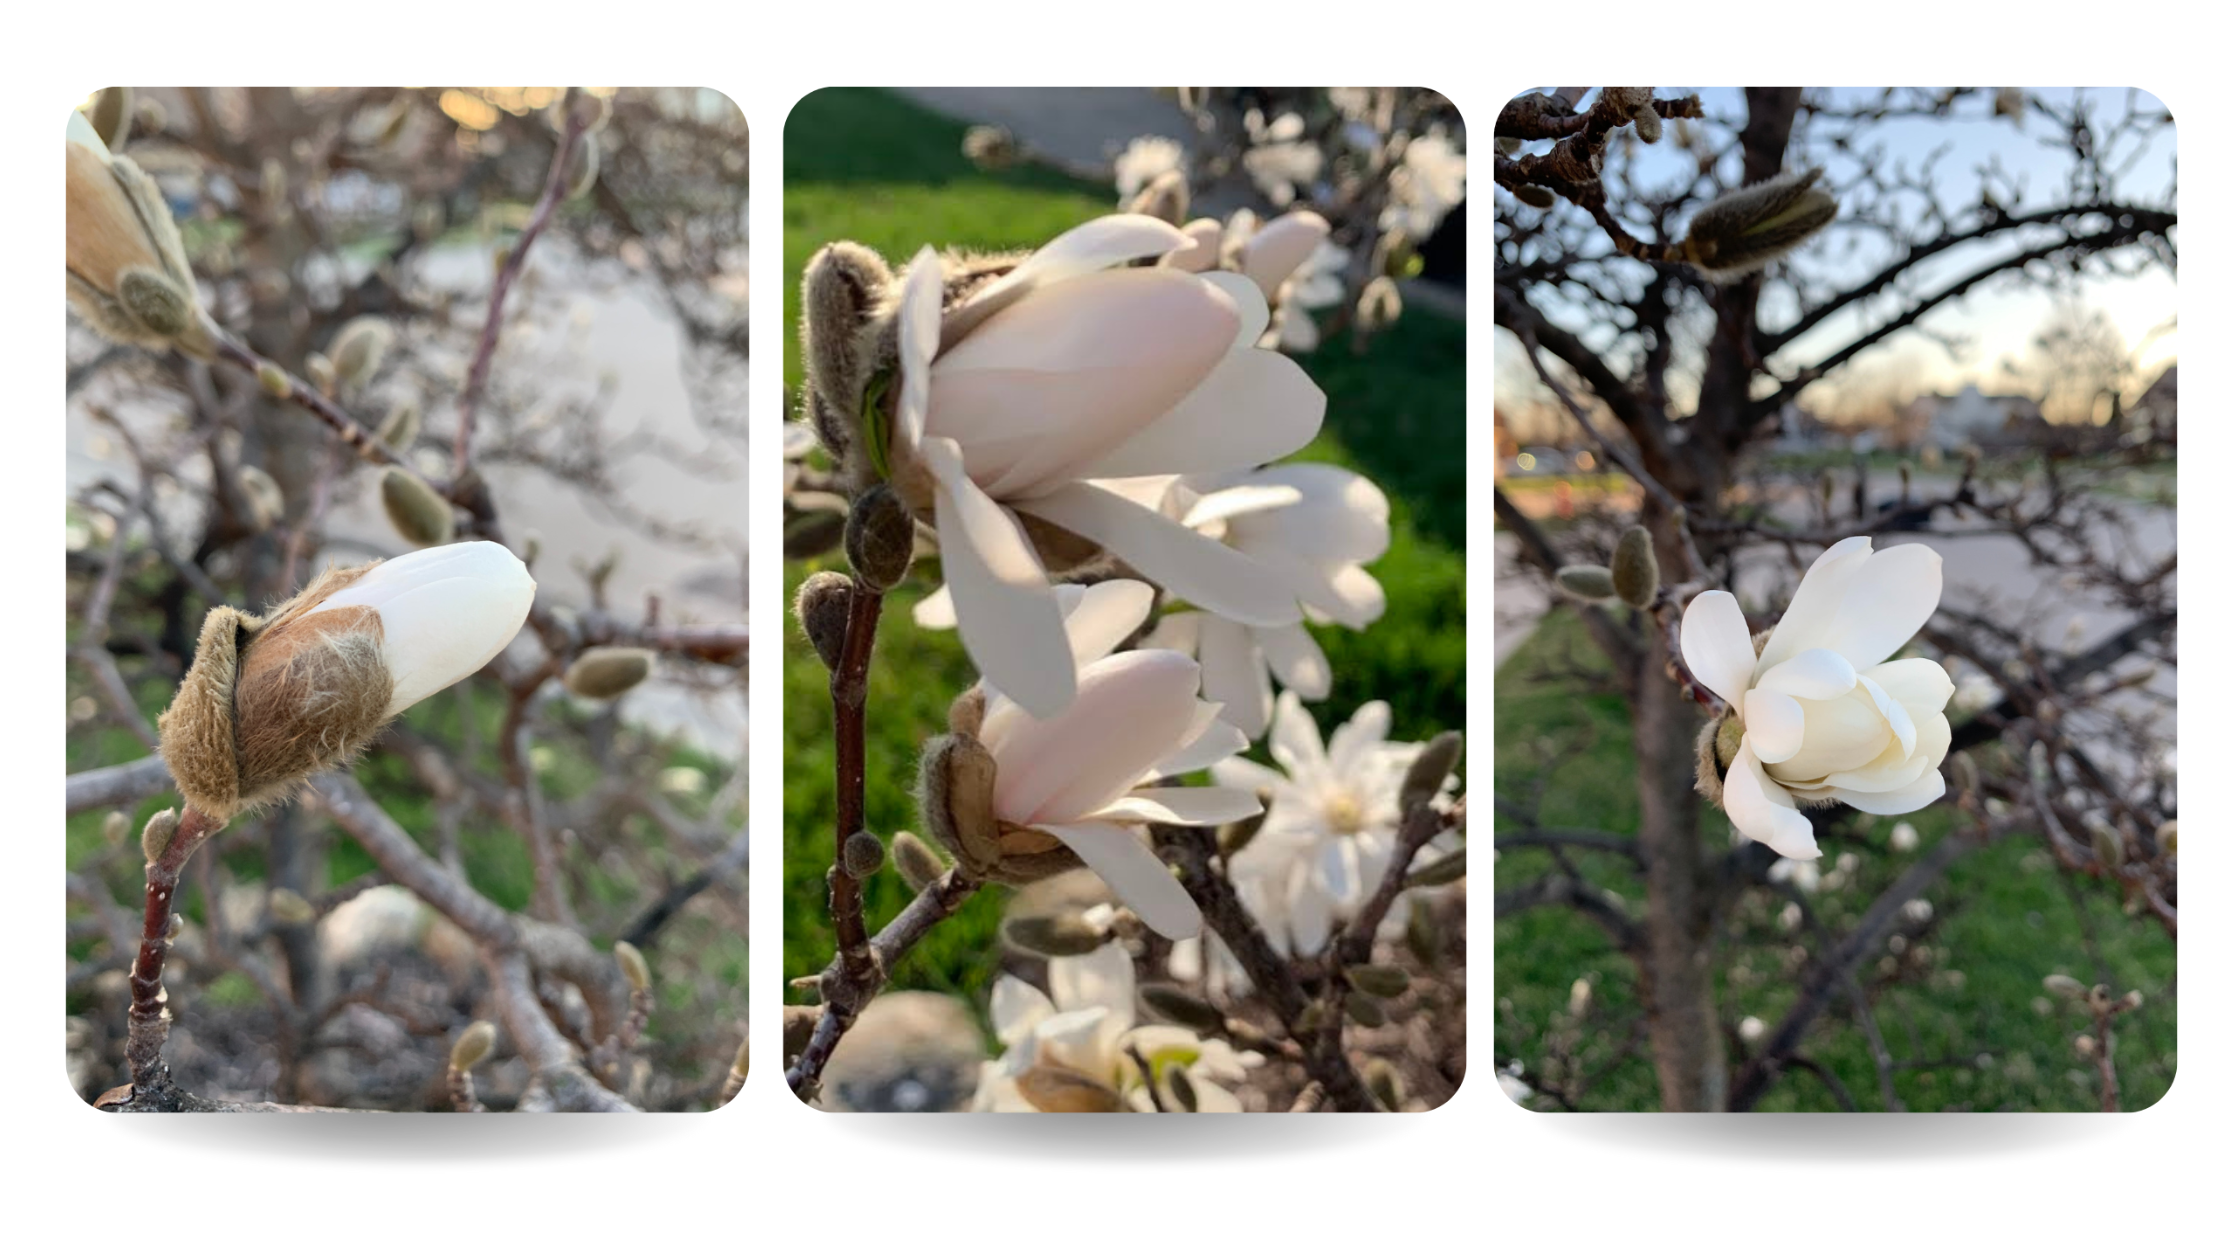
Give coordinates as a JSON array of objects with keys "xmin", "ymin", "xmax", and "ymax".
[{"xmin": 3, "ymin": 7, "xmax": 2221, "ymax": 1257}]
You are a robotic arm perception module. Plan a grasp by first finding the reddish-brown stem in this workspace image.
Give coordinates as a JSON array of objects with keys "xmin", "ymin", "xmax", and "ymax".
[
  {"xmin": 123, "ymin": 806, "xmax": 225, "ymax": 1104},
  {"xmin": 208, "ymin": 328, "xmax": 409, "ymax": 469},
  {"xmin": 827, "ymin": 578, "xmax": 883, "ymax": 992},
  {"xmin": 787, "ymin": 866, "xmax": 982, "ymax": 1099},
  {"xmin": 454, "ymin": 88, "xmax": 591, "ymax": 477}
]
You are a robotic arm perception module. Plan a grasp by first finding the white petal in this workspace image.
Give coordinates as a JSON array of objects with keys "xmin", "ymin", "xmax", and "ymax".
[
  {"xmin": 992, "ymin": 649, "xmax": 1202, "ymax": 822},
  {"xmin": 1866, "ymin": 657, "xmax": 1957, "ymax": 713},
  {"xmin": 1256, "ymin": 622, "xmax": 1330, "ymax": 701},
  {"xmin": 1835, "ymin": 767, "xmax": 1947, "ymax": 815},
  {"xmin": 1293, "ymin": 563, "xmax": 1385, "ymax": 630},
  {"xmin": 892, "ymin": 247, "xmax": 943, "ymax": 458},
  {"xmin": 942, "ymin": 214, "xmax": 1192, "ymax": 347},
  {"xmin": 1287, "ymin": 874, "xmax": 1332, "ymax": 955},
  {"xmin": 1073, "ymin": 348, "xmax": 1324, "ymax": 484},
  {"xmin": 1088, "ymin": 787, "xmax": 1264, "ymax": 827},
  {"xmin": 1680, "ymin": 590, "xmax": 1757, "ymax": 711},
  {"xmin": 1723, "ymin": 748, "xmax": 1820, "ymax": 859},
  {"xmin": 1326, "ymin": 700, "xmax": 1391, "ymax": 777},
  {"xmin": 912, "ymin": 583, "xmax": 956, "ymax": 629},
  {"xmin": 1240, "ymin": 209, "xmax": 1331, "ymax": 298},
  {"xmin": 1754, "ymin": 536, "xmax": 1872, "ymax": 676},
  {"xmin": 1163, "ymin": 217, "xmax": 1222, "ymax": 272},
  {"xmin": 1061, "ymin": 579, "xmax": 1154, "ymax": 668},
  {"xmin": 1772, "ymin": 687, "xmax": 1897, "ymax": 783},
  {"xmin": 1181, "ymin": 483, "xmax": 1305, "ymax": 530},
  {"xmin": 1017, "ymin": 481, "xmax": 1300, "ymax": 626},
  {"xmin": 1197, "ymin": 616, "xmax": 1273, "ymax": 739},
  {"xmin": 313, "ymin": 540, "xmax": 535, "ymax": 717},
  {"xmin": 1744, "ymin": 688, "xmax": 1806, "ymax": 764},
  {"xmin": 1265, "ymin": 690, "xmax": 1328, "ymax": 782},
  {"xmin": 989, "ymin": 974, "xmax": 1055, "ymax": 1046},
  {"xmin": 1821, "ymin": 544, "xmax": 1944, "ymax": 671},
  {"xmin": 1221, "ymin": 464, "xmax": 1389, "ymax": 564},
  {"xmin": 1139, "ymin": 609, "xmax": 1199, "ymax": 655},
  {"xmin": 923, "ymin": 436, "xmax": 1073, "ymax": 719},
  {"xmin": 1859, "ymin": 674, "xmax": 1917, "ymax": 759},
  {"xmin": 1210, "ymin": 756, "xmax": 1286, "ymax": 794},
  {"xmin": 1154, "ymin": 705, "xmax": 1249, "ymax": 777},
  {"xmin": 1193, "ymin": 270, "xmax": 1272, "ymax": 349},
  {"xmin": 1038, "ymin": 820, "xmax": 1203, "ymax": 939},
  {"xmin": 1758, "ymin": 648, "xmax": 1858, "ymax": 700},
  {"xmin": 1048, "ymin": 939, "xmax": 1135, "ymax": 1054}
]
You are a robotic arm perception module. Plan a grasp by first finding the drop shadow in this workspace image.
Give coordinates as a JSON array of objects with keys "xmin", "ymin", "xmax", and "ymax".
[
  {"xmin": 107, "ymin": 1113, "xmax": 696, "ymax": 1163},
  {"xmin": 1531, "ymin": 1111, "xmax": 2114, "ymax": 1162},
  {"xmin": 807, "ymin": 1112, "xmax": 1411, "ymax": 1162}
]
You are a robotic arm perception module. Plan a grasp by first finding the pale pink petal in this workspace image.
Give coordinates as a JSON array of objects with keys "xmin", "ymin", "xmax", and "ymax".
[
  {"xmin": 989, "ymin": 974, "xmax": 1055, "ymax": 1045},
  {"xmin": 1155, "ymin": 704, "xmax": 1249, "ymax": 777},
  {"xmin": 1326, "ymin": 700, "xmax": 1392, "ymax": 778},
  {"xmin": 992, "ymin": 649, "xmax": 1201, "ymax": 822},
  {"xmin": 1072, "ymin": 349, "xmax": 1324, "ymax": 484},
  {"xmin": 1265, "ymin": 690, "xmax": 1328, "ymax": 782},
  {"xmin": 1164, "ymin": 217, "xmax": 1223, "ymax": 272},
  {"xmin": 892, "ymin": 246, "xmax": 943, "ymax": 457},
  {"xmin": 1240, "ymin": 209, "xmax": 1331, "ymax": 298},
  {"xmin": 1181, "ymin": 483, "xmax": 1305, "ymax": 530},
  {"xmin": 912, "ymin": 583, "xmax": 956, "ymax": 629},
  {"xmin": 1088, "ymin": 787, "xmax": 1264, "ymax": 826},
  {"xmin": 1061, "ymin": 579, "xmax": 1154, "ymax": 667},
  {"xmin": 1859, "ymin": 674, "xmax": 1917, "ymax": 759},
  {"xmin": 1197, "ymin": 616, "xmax": 1273, "ymax": 739},
  {"xmin": 1193, "ymin": 270, "xmax": 1272, "ymax": 349},
  {"xmin": 942, "ymin": 213, "xmax": 1192, "ymax": 346},
  {"xmin": 1256, "ymin": 622, "xmax": 1330, "ymax": 701}
]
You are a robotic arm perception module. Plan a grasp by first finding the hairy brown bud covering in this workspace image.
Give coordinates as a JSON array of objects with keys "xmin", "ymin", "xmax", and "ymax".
[
  {"xmin": 917, "ymin": 732, "xmax": 1083, "ymax": 886},
  {"xmin": 327, "ymin": 317, "xmax": 393, "ymax": 389},
  {"xmin": 1556, "ymin": 565, "xmax": 1616, "ymax": 600},
  {"xmin": 89, "ymin": 88, "xmax": 134, "ymax": 150},
  {"xmin": 844, "ymin": 483, "xmax": 915, "ymax": 591},
  {"xmin": 103, "ymin": 810, "xmax": 131, "ymax": 848},
  {"xmin": 841, "ymin": 830, "xmax": 886, "ymax": 879},
  {"xmin": 783, "ymin": 1005, "xmax": 821, "ymax": 1058},
  {"xmin": 891, "ymin": 830, "xmax": 946, "ymax": 893},
  {"xmin": 1002, "ymin": 912, "xmax": 1108, "ymax": 957},
  {"xmin": 1513, "ymin": 183, "xmax": 1557, "ymax": 210},
  {"xmin": 1680, "ymin": 167, "xmax": 1838, "ymax": 282},
  {"xmin": 793, "ymin": 570, "xmax": 855, "ymax": 672},
  {"xmin": 1138, "ymin": 983, "xmax": 1225, "ymax": 1036},
  {"xmin": 139, "ymin": 808, "xmax": 179, "ymax": 866}
]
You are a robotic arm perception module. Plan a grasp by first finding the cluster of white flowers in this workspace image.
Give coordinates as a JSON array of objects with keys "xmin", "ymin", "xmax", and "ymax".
[{"xmin": 973, "ymin": 941, "xmax": 1257, "ymax": 1112}]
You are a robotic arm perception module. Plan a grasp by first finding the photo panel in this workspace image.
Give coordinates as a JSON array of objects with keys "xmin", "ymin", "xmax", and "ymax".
[
  {"xmin": 64, "ymin": 87, "xmax": 750, "ymax": 1112},
  {"xmin": 780, "ymin": 87, "xmax": 1468, "ymax": 1112},
  {"xmin": 1493, "ymin": 86, "xmax": 2175, "ymax": 1111}
]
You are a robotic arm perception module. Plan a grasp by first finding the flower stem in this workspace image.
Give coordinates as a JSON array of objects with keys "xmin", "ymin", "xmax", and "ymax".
[{"xmin": 122, "ymin": 805, "xmax": 225, "ymax": 1108}]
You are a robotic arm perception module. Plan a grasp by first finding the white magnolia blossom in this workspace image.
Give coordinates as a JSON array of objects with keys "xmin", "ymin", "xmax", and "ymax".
[
  {"xmin": 1112, "ymin": 135, "xmax": 1184, "ymax": 201},
  {"xmin": 887, "ymin": 214, "xmax": 1324, "ymax": 719},
  {"xmin": 1681, "ymin": 536, "xmax": 1955, "ymax": 861},
  {"xmin": 1141, "ymin": 465, "xmax": 1389, "ymax": 739},
  {"xmin": 1173, "ymin": 694, "xmax": 1450, "ymax": 990},
  {"xmin": 975, "ymin": 581, "xmax": 1259, "ymax": 939},
  {"xmin": 1382, "ymin": 130, "xmax": 1467, "ymax": 240},
  {"xmin": 973, "ymin": 941, "xmax": 1255, "ymax": 1112},
  {"xmin": 1242, "ymin": 111, "xmax": 1321, "ymax": 206},
  {"xmin": 313, "ymin": 540, "xmax": 538, "ymax": 716}
]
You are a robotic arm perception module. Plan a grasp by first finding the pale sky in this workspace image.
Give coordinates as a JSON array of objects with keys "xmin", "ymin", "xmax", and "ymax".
[{"xmin": 1497, "ymin": 87, "xmax": 2177, "ymax": 423}]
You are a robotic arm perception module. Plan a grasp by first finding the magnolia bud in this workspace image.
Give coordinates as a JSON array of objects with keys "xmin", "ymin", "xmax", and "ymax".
[
  {"xmin": 2043, "ymin": 974, "xmax": 2087, "ymax": 998},
  {"xmin": 613, "ymin": 940, "xmax": 651, "ymax": 992},
  {"xmin": 1680, "ymin": 167, "xmax": 1837, "ymax": 282},
  {"xmin": 1127, "ymin": 169, "xmax": 1189, "ymax": 226},
  {"xmin": 565, "ymin": 132, "xmax": 600, "ymax": 200},
  {"xmin": 1354, "ymin": 276, "xmax": 1404, "ymax": 337},
  {"xmin": 380, "ymin": 467, "xmax": 455, "ymax": 547},
  {"xmin": 1015, "ymin": 1065, "xmax": 1127, "ymax": 1113},
  {"xmin": 268, "ymin": 887, "xmax": 315, "ymax": 926},
  {"xmin": 257, "ymin": 361, "xmax": 292, "ymax": 399},
  {"xmin": 1610, "ymin": 525, "xmax": 1659, "ymax": 608},
  {"xmin": 376, "ymin": 401, "xmax": 421, "ymax": 452},
  {"xmin": 1513, "ymin": 184, "xmax": 1557, "ymax": 210},
  {"xmin": 961, "ymin": 124, "xmax": 1019, "ymax": 171},
  {"xmin": 139, "ymin": 808, "xmax": 179, "ymax": 866},
  {"xmin": 793, "ymin": 570, "xmax": 853, "ymax": 672},
  {"xmin": 783, "ymin": 1005, "xmax": 821, "ymax": 1058},
  {"xmin": 1632, "ymin": 106, "xmax": 1663, "ymax": 144},
  {"xmin": 2154, "ymin": 820, "xmax": 2175, "ymax": 855},
  {"xmin": 841, "ymin": 830, "xmax": 885, "ymax": 879},
  {"xmin": 102, "ymin": 811, "xmax": 131, "ymax": 847},
  {"xmin": 1399, "ymin": 731, "xmax": 1461, "ymax": 815},
  {"xmin": 66, "ymin": 116, "xmax": 216, "ymax": 359},
  {"xmin": 1364, "ymin": 1057, "xmax": 1405, "ymax": 1112},
  {"xmin": 1405, "ymin": 899, "xmax": 1443, "ymax": 966},
  {"xmin": 1890, "ymin": 822, "xmax": 1920, "ymax": 852},
  {"xmin": 1138, "ymin": 983, "xmax": 1224, "ymax": 1036},
  {"xmin": 1001, "ymin": 912, "xmax": 1106, "ymax": 958},
  {"xmin": 1556, "ymin": 564, "xmax": 1616, "ymax": 600},
  {"xmin": 891, "ymin": 831, "xmax": 945, "ymax": 893},
  {"xmin": 2089, "ymin": 820, "xmax": 2124, "ymax": 870},
  {"xmin": 450, "ymin": 1020, "xmax": 497, "ymax": 1071},
  {"xmin": 564, "ymin": 647, "xmax": 653, "ymax": 700},
  {"xmin": 1343, "ymin": 991, "xmax": 1388, "ymax": 1028},
  {"xmin": 843, "ymin": 484, "xmax": 914, "ymax": 591},
  {"xmin": 326, "ymin": 317, "xmax": 393, "ymax": 390},
  {"xmin": 238, "ymin": 465, "xmax": 285, "ymax": 532},
  {"xmin": 1346, "ymin": 964, "xmax": 1411, "ymax": 999},
  {"xmin": 89, "ymin": 88, "xmax": 134, "ymax": 150}
]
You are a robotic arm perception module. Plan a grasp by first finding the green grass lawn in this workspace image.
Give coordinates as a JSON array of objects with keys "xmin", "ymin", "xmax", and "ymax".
[
  {"xmin": 781, "ymin": 88, "xmax": 1468, "ymax": 1007},
  {"xmin": 1493, "ymin": 604, "xmax": 2177, "ymax": 1111}
]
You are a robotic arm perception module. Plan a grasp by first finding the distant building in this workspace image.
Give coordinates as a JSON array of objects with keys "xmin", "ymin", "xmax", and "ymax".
[
  {"xmin": 1915, "ymin": 384, "xmax": 2045, "ymax": 451},
  {"xmin": 2122, "ymin": 365, "xmax": 2176, "ymax": 446},
  {"xmin": 1768, "ymin": 402, "xmax": 1836, "ymax": 453}
]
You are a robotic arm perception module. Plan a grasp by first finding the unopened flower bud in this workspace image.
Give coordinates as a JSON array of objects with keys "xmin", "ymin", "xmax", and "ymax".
[
  {"xmin": 450, "ymin": 1020, "xmax": 497, "ymax": 1071},
  {"xmin": 843, "ymin": 484, "xmax": 914, "ymax": 591},
  {"xmin": 327, "ymin": 317, "xmax": 393, "ymax": 390},
  {"xmin": 917, "ymin": 731, "xmax": 1006, "ymax": 872},
  {"xmin": 1680, "ymin": 167, "xmax": 1838, "ymax": 282},
  {"xmin": 1355, "ymin": 275, "xmax": 1404, "ymax": 334},
  {"xmin": 267, "ymin": 887, "xmax": 315, "ymax": 926},
  {"xmin": 1610, "ymin": 524, "xmax": 1659, "ymax": 608},
  {"xmin": 102, "ymin": 810, "xmax": 131, "ymax": 847},
  {"xmin": 1556, "ymin": 564, "xmax": 1616, "ymax": 600},
  {"xmin": 376, "ymin": 401, "xmax": 421, "ymax": 452},
  {"xmin": 1364, "ymin": 1057, "xmax": 1405, "ymax": 1112},
  {"xmin": 1399, "ymin": 730, "xmax": 1461, "ymax": 816},
  {"xmin": 1633, "ymin": 106, "xmax": 1662, "ymax": 144},
  {"xmin": 2088, "ymin": 819, "xmax": 2124, "ymax": 870},
  {"xmin": 380, "ymin": 467, "xmax": 455, "ymax": 547},
  {"xmin": 1346, "ymin": 964, "xmax": 1412, "ymax": 999},
  {"xmin": 1138, "ymin": 983, "xmax": 1225, "ymax": 1036},
  {"xmin": 1127, "ymin": 169, "xmax": 1189, "ymax": 226},
  {"xmin": 66, "ymin": 113, "xmax": 216, "ymax": 359},
  {"xmin": 2073, "ymin": 1034, "xmax": 2097, "ymax": 1058},
  {"xmin": 565, "ymin": 131, "xmax": 600, "ymax": 201},
  {"xmin": 238, "ymin": 465, "xmax": 284, "ymax": 532},
  {"xmin": 961, "ymin": 124, "xmax": 1018, "ymax": 171},
  {"xmin": 139, "ymin": 808, "xmax": 179, "ymax": 866},
  {"xmin": 891, "ymin": 830, "xmax": 946, "ymax": 893},
  {"xmin": 256, "ymin": 361, "xmax": 292, "ymax": 399},
  {"xmin": 1513, "ymin": 183, "xmax": 1557, "ymax": 210},
  {"xmin": 1015, "ymin": 1065, "xmax": 1127, "ymax": 1113},
  {"xmin": 1001, "ymin": 911, "xmax": 1107, "ymax": 958},
  {"xmin": 2043, "ymin": 974, "xmax": 2087, "ymax": 998},
  {"xmin": 1405, "ymin": 898, "xmax": 1443, "ymax": 966},
  {"xmin": 793, "ymin": 570, "xmax": 854, "ymax": 672},
  {"xmin": 1343, "ymin": 991, "xmax": 1389, "ymax": 1028},
  {"xmin": 841, "ymin": 829, "xmax": 886, "ymax": 879},
  {"xmin": 88, "ymin": 88, "xmax": 134, "ymax": 150},
  {"xmin": 2154, "ymin": 820, "xmax": 2175, "ymax": 855},
  {"xmin": 613, "ymin": 940, "xmax": 651, "ymax": 993},
  {"xmin": 564, "ymin": 647, "xmax": 653, "ymax": 700}
]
